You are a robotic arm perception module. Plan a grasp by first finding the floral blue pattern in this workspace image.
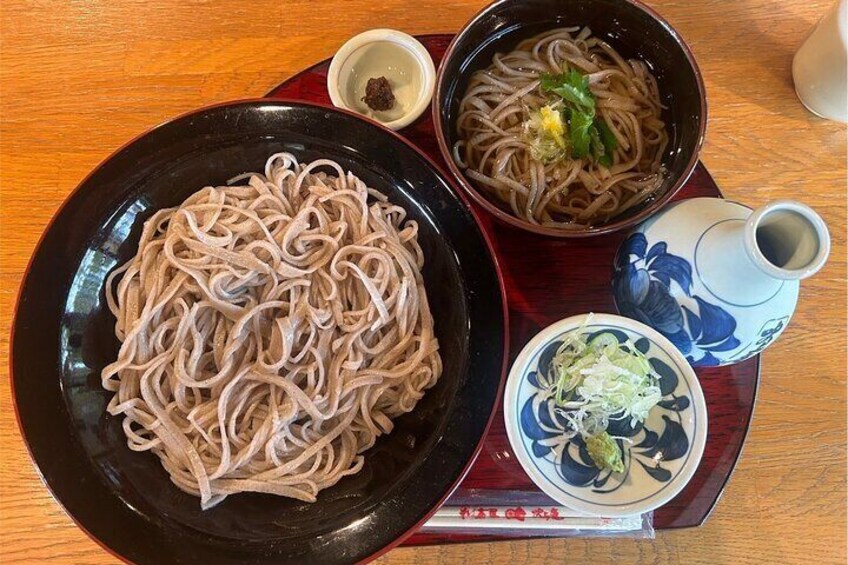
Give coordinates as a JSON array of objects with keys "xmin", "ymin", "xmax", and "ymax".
[
  {"xmin": 519, "ymin": 330, "xmax": 692, "ymax": 492},
  {"xmin": 613, "ymin": 233, "xmax": 741, "ymax": 366}
]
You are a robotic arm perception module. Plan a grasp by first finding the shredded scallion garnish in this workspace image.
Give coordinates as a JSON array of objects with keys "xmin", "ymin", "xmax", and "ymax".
[{"xmin": 549, "ymin": 317, "xmax": 662, "ymax": 472}]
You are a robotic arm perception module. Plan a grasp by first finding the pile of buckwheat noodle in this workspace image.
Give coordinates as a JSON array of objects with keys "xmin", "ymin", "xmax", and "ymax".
[
  {"xmin": 101, "ymin": 153, "xmax": 442, "ymax": 509},
  {"xmin": 454, "ymin": 27, "xmax": 669, "ymax": 228}
]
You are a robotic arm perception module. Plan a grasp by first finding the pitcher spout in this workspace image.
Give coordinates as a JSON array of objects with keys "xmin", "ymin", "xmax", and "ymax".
[{"xmin": 743, "ymin": 200, "xmax": 830, "ymax": 281}]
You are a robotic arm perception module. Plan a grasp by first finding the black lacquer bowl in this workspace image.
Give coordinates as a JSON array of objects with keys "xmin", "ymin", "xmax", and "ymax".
[
  {"xmin": 434, "ymin": 0, "xmax": 707, "ymax": 237},
  {"xmin": 11, "ymin": 101, "xmax": 507, "ymax": 564}
]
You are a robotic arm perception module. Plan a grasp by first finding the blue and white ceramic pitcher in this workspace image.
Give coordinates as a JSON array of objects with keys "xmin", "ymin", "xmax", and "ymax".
[{"xmin": 612, "ymin": 198, "xmax": 830, "ymax": 367}]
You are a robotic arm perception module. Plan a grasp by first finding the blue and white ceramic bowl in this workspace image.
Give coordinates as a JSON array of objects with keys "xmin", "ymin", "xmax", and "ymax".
[{"xmin": 503, "ymin": 313, "xmax": 707, "ymax": 517}]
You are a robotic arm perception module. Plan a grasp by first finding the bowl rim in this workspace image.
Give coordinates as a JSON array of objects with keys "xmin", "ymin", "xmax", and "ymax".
[
  {"xmin": 327, "ymin": 28, "xmax": 437, "ymax": 131},
  {"xmin": 502, "ymin": 312, "xmax": 708, "ymax": 517},
  {"xmin": 9, "ymin": 98, "xmax": 510, "ymax": 565},
  {"xmin": 432, "ymin": 0, "xmax": 708, "ymax": 238}
]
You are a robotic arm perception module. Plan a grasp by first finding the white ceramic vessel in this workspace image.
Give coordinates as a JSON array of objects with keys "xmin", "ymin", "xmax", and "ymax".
[
  {"xmin": 613, "ymin": 198, "xmax": 830, "ymax": 366},
  {"xmin": 792, "ymin": 0, "xmax": 847, "ymax": 123}
]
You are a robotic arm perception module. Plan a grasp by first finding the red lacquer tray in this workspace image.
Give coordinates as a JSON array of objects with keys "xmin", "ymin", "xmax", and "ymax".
[{"xmin": 266, "ymin": 34, "xmax": 760, "ymax": 544}]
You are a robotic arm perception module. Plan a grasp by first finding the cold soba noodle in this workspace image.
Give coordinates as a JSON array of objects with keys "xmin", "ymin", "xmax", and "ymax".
[
  {"xmin": 454, "ymin": 27, "xmax": 669, "ymax": 227},
  {"xmin": 102, "ymin": 153, "xmax": 442, "ymax": 509}
]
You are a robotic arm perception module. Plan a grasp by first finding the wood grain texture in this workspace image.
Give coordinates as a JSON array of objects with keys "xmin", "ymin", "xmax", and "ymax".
[{"xmin": 0, "ymin": 1, "xmax": 845, "ymax": 564}]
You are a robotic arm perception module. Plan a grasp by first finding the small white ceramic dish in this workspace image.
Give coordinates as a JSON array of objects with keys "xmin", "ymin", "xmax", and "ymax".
[
  {"xmin": 328, "ymin": 29, "xmax": 435, "ymax": 130},
  {"xmin": 503, "ymin": 313, "xmax": 707, "ymax": 517}
]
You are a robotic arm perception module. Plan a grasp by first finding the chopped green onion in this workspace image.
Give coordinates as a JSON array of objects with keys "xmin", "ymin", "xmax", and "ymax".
[
  {"xmin": 524, "ymin": 103, "xmax": 569, "ymax": 163},
  {"xmin": 548, "ymin": 323, "xmax": 663, "ymax": 472}
]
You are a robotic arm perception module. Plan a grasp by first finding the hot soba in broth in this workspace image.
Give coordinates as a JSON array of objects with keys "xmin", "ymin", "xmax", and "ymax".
[{"xmin": 454, "ymin": 27, "xmax": 669, "ymax": 228}]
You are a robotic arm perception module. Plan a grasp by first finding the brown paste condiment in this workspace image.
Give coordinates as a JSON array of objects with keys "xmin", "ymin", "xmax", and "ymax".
[{"xmin": 362, "ymin": 76, "xmax": 395, "ymax": 111}]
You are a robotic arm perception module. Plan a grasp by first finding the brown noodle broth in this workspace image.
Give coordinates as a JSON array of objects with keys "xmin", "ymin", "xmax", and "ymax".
[{"xmin": 454, "ymin": 27, "xmax": 670, "ymax": 228}]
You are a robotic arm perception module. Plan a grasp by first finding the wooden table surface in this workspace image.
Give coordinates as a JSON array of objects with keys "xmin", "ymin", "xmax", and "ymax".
[{"xmin": 1, "ymin": 0, "xmax": 845, "ymax": 563}]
